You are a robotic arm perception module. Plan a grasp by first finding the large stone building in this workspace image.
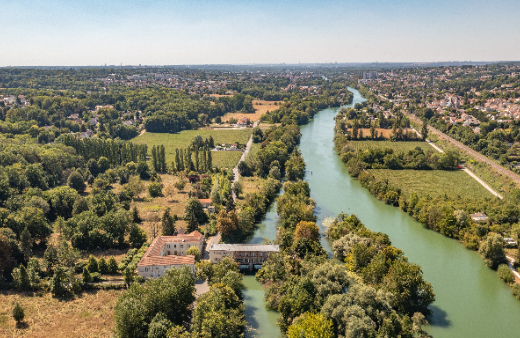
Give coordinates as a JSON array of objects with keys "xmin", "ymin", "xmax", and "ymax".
[
  {"xmin": 208, "ymin": 244, "xmax": 279, "ymax": 270},
  {"xmin": 137, "ymin": 231, "xmax": 205, "ymax": 278}
]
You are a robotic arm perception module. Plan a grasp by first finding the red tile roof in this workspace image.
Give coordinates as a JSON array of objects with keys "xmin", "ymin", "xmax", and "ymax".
[
  {"xmin": 138, "ymin": 255, "xmax": 195, "ymax": 266},
  {"xmin": 138, "ymin": 232, "xmax": 204, "ymax": 267}
]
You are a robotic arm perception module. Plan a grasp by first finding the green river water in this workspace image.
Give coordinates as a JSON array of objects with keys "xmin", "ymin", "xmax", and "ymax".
[{"xmin": 242, "ymin": 87, "xmax": 520, "ymax": 338}]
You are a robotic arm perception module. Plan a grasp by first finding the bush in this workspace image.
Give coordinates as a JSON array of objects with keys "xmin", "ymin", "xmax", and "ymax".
[
  {"xmin": 497, "ymin": 264, "xmax": 514, "ymax": 284},
  {"xmin": 87, "ymin": 255, "xmax": 98, "ymax": 273},
  {"xmin": 90, "ymin": 272, "xmax": 101, "ymax": 282},
  {"xmin": 118, "ymin": 248, "xmax": 138, "ymax": 271},
  {"xmin": 148, "ymin": 182, "xmax": 162, "ymax": 197},
  {"xmin": 12, "ymin": 302, "xmax": 24, "ymax": 323},
  {"xmin": 108, "ymin": 256, "xmax": 118, "ymax": 273},
  {"xmin": 512, "ymin": 284, "xmax": 520, "ymax": 300},
  {"xmin": 98, "ymin": 257, "xmax": 108, "ymax": 274},
  {"xmin": 186, "ymin": 246, "xmax": 200, "ymax": 262},
  {"xmin": 83, "ymin": 267, "xmax": 93, "ymax": 284}
]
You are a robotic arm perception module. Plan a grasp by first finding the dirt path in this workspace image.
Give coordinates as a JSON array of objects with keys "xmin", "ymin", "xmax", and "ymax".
[
  {"xmin": 412, "ymin": 128, "xmax": 504, "ymax": 199},
  {"xmin": 231, "ymin": 121, "xmax": 258, "ymax": 201},
  {"xmin": 405, "ymin": 112, "xmax": 520, "ymax": 185},
  {"xmin": 506, "ymin": 256, "xmax": 520, "ymax": 283}
]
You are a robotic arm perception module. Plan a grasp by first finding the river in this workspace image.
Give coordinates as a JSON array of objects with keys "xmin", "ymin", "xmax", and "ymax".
[{"xmin": 242, "ymin": 87, "xmax": 520, "ymax": 338}]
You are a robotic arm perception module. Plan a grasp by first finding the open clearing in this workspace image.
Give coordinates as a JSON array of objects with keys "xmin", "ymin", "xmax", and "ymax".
[
  {"xmin": 0, "ymin": 289, "xmax": 121, "ymax": 338},
  {"xmin": 368, "ymin": 169, "xmax": 494, "ymax": 199},
  {"xmin": 219, "ymin": 100, "xmax": 280, "ymax": 123},
  {"xmin": 346, "ymin": 140, "xmax": 429, "ymax": 153},
  {"xmin": 132, "ymin": 130, "xmax": 251, "ymax": 169}
]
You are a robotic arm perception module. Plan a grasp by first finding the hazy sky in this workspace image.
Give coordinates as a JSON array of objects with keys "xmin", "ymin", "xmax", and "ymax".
[{"xmin": 2, "ymin": 0, "xmax": 520, "ymax": 66}]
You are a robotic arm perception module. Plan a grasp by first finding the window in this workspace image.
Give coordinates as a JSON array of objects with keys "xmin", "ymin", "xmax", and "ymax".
[
  {"xmin": 180, "ymin": 245, "xmax": 183, "ymax": 248},
  {"xmin": 259, "ymin": 252, "xmax": 263, "ymax": 256},
  {"xmin": 174, "ymin": 244, "xmax": 176, "ymax": 248},
  {"xmin": 253, "ymin": 253, "xmax": 256, "ymax": 256}
]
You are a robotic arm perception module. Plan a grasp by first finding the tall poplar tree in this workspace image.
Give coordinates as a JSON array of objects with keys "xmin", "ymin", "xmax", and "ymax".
[{"xmin": 207, "ymin": 149, "xmax": 212, "ymax": 171}]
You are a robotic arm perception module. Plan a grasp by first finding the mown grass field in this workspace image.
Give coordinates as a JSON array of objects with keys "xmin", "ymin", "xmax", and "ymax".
[
  {"xmin": 345, "ymin": 140, "xmax": 429, "ymax": 153},
  {"xmin": 368, "ymin": 169, "xmax": 494, "ymax": 199},
  {"xmin": 133, "ymin": 130, "xmax": 252, "ymax": 169},
  {"xmin": 0, "ymin": 289, "xmax": 121, "ymax": 338}
]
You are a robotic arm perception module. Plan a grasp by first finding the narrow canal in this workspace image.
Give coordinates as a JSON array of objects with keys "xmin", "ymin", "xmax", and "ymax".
[{"xmin": 242, "ymin": 87, "xmax": 520, "ymax": 338}]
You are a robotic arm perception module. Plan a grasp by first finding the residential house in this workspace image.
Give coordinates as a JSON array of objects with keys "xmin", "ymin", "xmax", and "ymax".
[
  {"xmin": 470, "ymin": 212, "xmax": 488, "ymax": 223},
  {"xmin": 199, "ymin": 199, "xmax": 212, "ymax": 208}
]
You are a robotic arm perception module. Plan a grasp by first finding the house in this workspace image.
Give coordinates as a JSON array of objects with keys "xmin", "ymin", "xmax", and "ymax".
[
  {"xmin": 470, "ymin": 212, "xmax": 488, "ymax": 223},
  {"xmin": 137, "ymin": 231, "xmax": 205, "ymax": 278},
  {"xmin": 78, "ymin": 130, "xmax": 94, "ymax": 138},
  {"xmin": 199, "ymin": 199, "xmax": 212, "ymax": 208},
  {"xmin": 208, "ymin": 244, "xmax": 279, "ymax": 270},
  {"xmin": 504, "ymin": 237, "xmax": 518, "ymax": 247}
]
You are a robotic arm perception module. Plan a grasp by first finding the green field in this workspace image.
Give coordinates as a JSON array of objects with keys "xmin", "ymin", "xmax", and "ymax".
[
  {"xmin": 368, "ymin": 169, "xmax": 493, "ymax": 199},
  {"xmin": 133, "ymin": 130, "xmax": 252, "ymax": 169},
  {"xmin": 346, "ymin": 140, "xmax": 429, "ymax": 153},
  {"xmin": 247, "ymin": 143, "xmax": 261, "ymax": 160}
]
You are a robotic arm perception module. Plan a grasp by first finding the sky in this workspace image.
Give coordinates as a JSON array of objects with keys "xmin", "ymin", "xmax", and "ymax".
[{"xmin": 2, "ymin": 0, "xmax": 520, "ymax": 66}]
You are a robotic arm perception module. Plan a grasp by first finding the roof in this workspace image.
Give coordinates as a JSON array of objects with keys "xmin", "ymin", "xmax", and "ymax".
[
  {"xmin": 470, "ymin": 212, "xmax": 488, "ymax": 217},
  {"xmin": 199, "ymin": 199, "xmax": 212, "ymax": 203},
  {"xmin": 209, "ymin": 244, "xmax": 279, "ymax": 252},
  {"xmin": 138, "ymin": 255, "xmax": 195, "ymax": 267},
  {"xmin": 137, "ymin": 232, "xmax": 204, "ymax": 267}
]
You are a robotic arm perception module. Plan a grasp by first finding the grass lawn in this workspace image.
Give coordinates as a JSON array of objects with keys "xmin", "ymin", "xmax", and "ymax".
[
  {"xmin": 368, "ymin": 169, "xmax": 494, "ymax": 199},
  {"xmin": 236, "ymin": 176, "xmax": 270, "ymax": 210},
  {"xmin": 346, "ymin": 140, "xmax": 429, "ymax": 153},
  {"xmin": 133, "ymin": 130, "xmax": 252, "ymax": 169},
  {"xmin": 0, "ymin": 289, "xmax": 121, "ymax": 338},
  {"xmin": 247, "ymin": 143, "xmax": 261, "ymax": 161},
  {"xmin": 427, "ymin": 133, "xmax": 520, "ymax": 196}
]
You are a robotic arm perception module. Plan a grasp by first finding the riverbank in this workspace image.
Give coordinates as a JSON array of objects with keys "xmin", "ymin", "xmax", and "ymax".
[{"xmin": 298, "ymin": 87, "xmax": 520, "ymax": 337}]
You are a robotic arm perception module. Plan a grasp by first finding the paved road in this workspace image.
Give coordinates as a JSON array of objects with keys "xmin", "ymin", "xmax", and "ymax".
[{"xmin": 203, "ymin": 232, "xmax": 221, "ymax": 260}]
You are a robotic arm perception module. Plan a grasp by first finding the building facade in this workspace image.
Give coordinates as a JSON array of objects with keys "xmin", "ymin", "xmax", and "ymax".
[
  {"xmin": 137, "ymin": 231, "xmax": 205, "ymax": 278},
  {"xmin": 208, "ymin": 244, "xmax": 279, "ymax": 270}
]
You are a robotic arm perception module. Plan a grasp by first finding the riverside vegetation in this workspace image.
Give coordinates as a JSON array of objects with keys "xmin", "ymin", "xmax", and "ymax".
[
  {"xmin": 255, "ymin": 174, "xmax": 435, "ymax": 338},
  {"xmin": 333, "ymin": 100, "xmax": 520, "ymax": 300}
]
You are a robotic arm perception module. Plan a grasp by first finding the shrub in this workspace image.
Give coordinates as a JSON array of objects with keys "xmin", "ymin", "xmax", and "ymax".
[
  {"xmin": 148, "ymin": 182, "xmax": 162, "ymax": 197},
  {"xmin": 83, "ymin": 267, "xmax": 93, "ymax": 284},
  {"xmin": 497, "ymin": 264, "xmax": 514, "ymax": 284},
  {"xmin": 108, "ymin": 256, "xmax": 118, "ymax": 273},
  {"xmin": 98, "ymin": 257, "xmax": 108, "ymax": 274},
  {"xmin": 12, "ymin": 302, "xmax": 24, "ymax": 323},
  {"xmin": 512, "ymin": 284, "xmax": 520, "ymax": 300},
  {"xmin": 87, "ymin": 255, "xmax": 98, "ymax": 273}
]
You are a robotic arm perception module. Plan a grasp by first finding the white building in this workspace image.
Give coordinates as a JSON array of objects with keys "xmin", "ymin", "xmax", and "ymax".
[
  {"xmin": 208, "ymin": 244, "xmax": 279, "ymax": 270},
  {"xmin": 137, "ymin": 231, "xmax": 205, "ymax": 278}
]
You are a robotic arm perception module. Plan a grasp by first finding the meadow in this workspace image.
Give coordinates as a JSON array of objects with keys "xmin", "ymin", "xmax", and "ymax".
[
  {"xmin": 368, "ymin": 169, "xmax": 494, "ymax": 199},
  {"xmin": 345, "ymin": 140, "xmax": 429, "ymax": 153},
  {"xmin": 133, "ymin": 129, "xmax": 252, "ymax": 169},
  {"xmin": 0, "ymin": 289, "xmax": 121, "ymax": 337}
]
